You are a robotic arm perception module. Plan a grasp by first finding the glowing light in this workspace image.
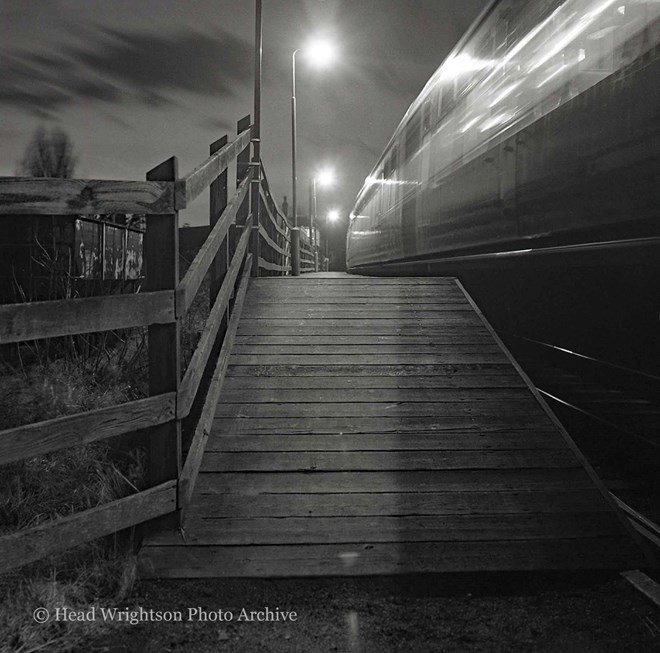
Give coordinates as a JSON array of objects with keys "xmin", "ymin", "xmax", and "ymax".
[
  {"xmin": 536, "ymin": 64, "xmax": 568, "ymax": 88},
  {"xmin": 479, "ymin": 113, "xmax": 514, "ymax": 132},
  {"xmin": 316, "ymin": 167, "xmax": 336, "ymax": 187},
  {"xmin": 327, "ymin": 209, "xmax": 340, "ymax": 223},
  {"xmin": 460, "ymin": 116, "xmax": 481, "ymax": 133},
  {"xmin": 304, "ymin": 38, "xmax": 337, "ymax": 68},
  {"xmin": 439, "ymin": 53, "xmax": 493, "ymax": 80}
]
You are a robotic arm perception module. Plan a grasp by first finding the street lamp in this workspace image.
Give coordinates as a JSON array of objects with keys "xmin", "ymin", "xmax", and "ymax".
[
  {"xmin": 310, "ymin": 167, "xmax": 335, "ymax": 271},
  {"xmin": 291, "ymin": 38, "xmax": 337, "ymax": 229}
]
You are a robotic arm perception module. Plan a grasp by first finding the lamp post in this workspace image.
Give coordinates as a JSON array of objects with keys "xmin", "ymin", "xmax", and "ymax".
[
  {"xmin": 310, "ymin": 167, "xmax": 335, "ymax": 271},
  {"xmin": 291, "ymin": 39, "xmax": 336, "ymax": 229}
]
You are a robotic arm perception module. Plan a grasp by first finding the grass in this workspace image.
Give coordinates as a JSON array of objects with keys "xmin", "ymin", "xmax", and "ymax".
[{"xmin": 0, "ymin": 252, "xmax": 211, "ymax": 652}]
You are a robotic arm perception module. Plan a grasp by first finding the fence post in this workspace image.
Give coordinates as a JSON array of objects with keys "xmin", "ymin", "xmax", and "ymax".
[
  {"xmin": 209, "ymin": 135, "xmax": 228, "ymax": 311},
  {"xmin": 291, "ymin": 227, "xmax": 300, "ymax": 276},
  {"xmin": 145, "ymin": 156, "xmax": 181, "ymax": 525}
]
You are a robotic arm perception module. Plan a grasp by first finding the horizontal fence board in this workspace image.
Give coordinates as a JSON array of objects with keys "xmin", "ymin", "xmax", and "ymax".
[
  {"xmin": 177, "ymin": 130, "xmax": 252, "ymax": 208},
  {"xmin": 257, "ymin": 258, "xmax": 288, "ymax": 273},
  {"xmin": 139, "ymin": 537, "xmax": 640, "ymax": 577},
  {"xmin": 0, "ymin": 481, "xmax": 176, "ymax": 574},
  {"xmin": 205, "ymin": 431, "xmax": 563, "ymax": 452},
  {"xmin": 259, "ymin": 188, "xmax": 288, "ymax": 238},
  {"xmin": 177, "ymin": 175, "xmax": 251, "ymax": 312},
  {"xmin": 0, "ymin": 393, "xmax": 176, "ymax": 464},
  {"xmin": 200, "ymin": 450, "xmax": 579, "ymax": 473},
  {"xmin": 178, "ymin": 218, "xmax": 252, "ymax": 418},
  {"xmin": 0, "ymin": 177, "xmax": 174, "ymax": 215},
  {"xmin": 147, "ymin": 512, "xmax": 619, "ymax": 546},
  {"xmin": 0, "ymin": 291, "xmax": 174, "ymax": 344},
  {"xmin": 187, "ymin": 489, "xmax": 609, "ymax": 519},
  {"xmin": 179, "ymin": 254, "xmax": 253, "ymax": 507},
  {"xmin": 258, "ymin": 224, "xmax": 288, "ymax": 257}
]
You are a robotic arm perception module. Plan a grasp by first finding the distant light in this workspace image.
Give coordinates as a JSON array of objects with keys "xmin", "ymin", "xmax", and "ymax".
[
  {"xmin": 316, "ymin": 167, "xmax": 336, "ymax": 187},
  {"xmin": 304, "ymin": 38, "xmax": 337, "ymax": 68},
  {"xmin": 327, "ymin": 209, "xmax": 340, "ymax": 223},
  {"xmin": 618, "ymin": 5, "xmax": 625, "ymax": 15}
]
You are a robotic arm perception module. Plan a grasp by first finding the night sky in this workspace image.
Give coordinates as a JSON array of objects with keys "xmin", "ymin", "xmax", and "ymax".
[{"xmin": 1, "ymin": 0, "xmax": 489, "ymax": 226}]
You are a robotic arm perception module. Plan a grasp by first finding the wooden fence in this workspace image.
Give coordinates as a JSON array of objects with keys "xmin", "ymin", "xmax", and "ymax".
[{"xmin": 0, "ymin": 115, "xmax": 310, "ymax": 572}]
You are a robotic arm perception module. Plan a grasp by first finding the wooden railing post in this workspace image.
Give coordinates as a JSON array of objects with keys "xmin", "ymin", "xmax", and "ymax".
[
  {"xmin": 209, "ymin": 135, "xmax": 228, "ymax": 310},
  {"xmin": 291, "ymin": 227, "xmax": 301, "ymax": 276},
  {"xmin": 145, "ymin": 156, "xmax": 181, "ymax": 525}
]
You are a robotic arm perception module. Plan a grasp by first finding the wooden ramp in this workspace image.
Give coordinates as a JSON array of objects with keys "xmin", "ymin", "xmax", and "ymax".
[{"xmin": 139, "ymin": 274, "xmax": 647, "ymax": 577}]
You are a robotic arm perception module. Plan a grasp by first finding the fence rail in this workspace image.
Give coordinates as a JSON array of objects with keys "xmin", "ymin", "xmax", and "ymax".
[{"xmin": 0, "ymin": 113, "xmax": 312, "ymax": 573}]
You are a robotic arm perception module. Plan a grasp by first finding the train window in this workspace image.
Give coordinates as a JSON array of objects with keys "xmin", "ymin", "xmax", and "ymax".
[{"xmin": 404, "ymin": 109, "xmax": 422, "ymax": 161}]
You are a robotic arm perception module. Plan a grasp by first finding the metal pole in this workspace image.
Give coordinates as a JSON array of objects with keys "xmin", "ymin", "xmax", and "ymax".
[
  {"xmin": 251, "ymin": 0, "xmax": 262, "ymax": 276},
  {"xmin": 312, "ymin": 177, "xmax": 319, "ymax": 271},
  {"xmin": 291, "ymin": 49, "xmax": 300, "ymax": 229}
]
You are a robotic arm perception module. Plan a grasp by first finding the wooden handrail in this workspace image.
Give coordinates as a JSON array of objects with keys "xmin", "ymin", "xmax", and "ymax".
[
  {"xmin": 178, "ymin": 214, "xmax": 253, "ymax": 418},
  {"xmin": 0, "ymin": 291, "xmax": 174, "ymax": 345},
  {"xmin": 179, "ymin": 252, "xmax": 253, "ymax": 507},
  {"xmin": 177, "ymin": 174, "xmax": 252, "ymax": 313},
  {"xmin": 175, "ymin": 130, "xmax": 252, "ymax": 209},
  {"xmin": 258, "ymin": 224, "xmax": 289, "ymax": 258}
]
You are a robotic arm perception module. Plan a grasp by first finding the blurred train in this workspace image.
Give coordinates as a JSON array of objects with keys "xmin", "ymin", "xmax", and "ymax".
[{"xmin": 346, "ymin": 0, "xmax": 660, "ymax": 274}]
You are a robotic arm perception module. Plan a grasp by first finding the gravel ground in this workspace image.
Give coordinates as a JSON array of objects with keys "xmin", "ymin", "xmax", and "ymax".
[{"xmin": 82, "ymin": 572, "xmax": 660, "ymax": 652}]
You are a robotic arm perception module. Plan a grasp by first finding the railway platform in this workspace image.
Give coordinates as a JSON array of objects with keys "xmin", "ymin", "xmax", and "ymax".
[{"xmin": 138, "ymin": 273, "xmax": 649, "ymax": 577}]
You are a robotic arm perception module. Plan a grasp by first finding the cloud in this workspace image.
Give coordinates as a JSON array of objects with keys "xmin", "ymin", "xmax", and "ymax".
[{"xmin": 0, "ymin": 26, "xmax": 252, "ymax": 118}]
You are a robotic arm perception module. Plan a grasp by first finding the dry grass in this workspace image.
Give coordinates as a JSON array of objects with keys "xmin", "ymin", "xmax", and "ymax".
[{"xmin": 0, "ymin": 252, "xmax": 212, "ymax": 651}]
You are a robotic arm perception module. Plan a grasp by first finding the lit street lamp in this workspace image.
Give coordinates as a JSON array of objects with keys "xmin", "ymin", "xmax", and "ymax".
[{"xmin": 291, "ymin": 38, "xmax": 337, "ymax": 229}]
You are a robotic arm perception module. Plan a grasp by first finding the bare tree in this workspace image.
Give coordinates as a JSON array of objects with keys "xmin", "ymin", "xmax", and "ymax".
[{"xmin": 18, "ymin": 126, "xmax": 77, "ymax": 178}]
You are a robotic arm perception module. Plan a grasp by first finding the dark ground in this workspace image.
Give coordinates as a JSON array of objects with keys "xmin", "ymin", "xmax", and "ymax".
[{"xmin": 83, "ymin": 573, "xmax": 660, "ymax": 652}]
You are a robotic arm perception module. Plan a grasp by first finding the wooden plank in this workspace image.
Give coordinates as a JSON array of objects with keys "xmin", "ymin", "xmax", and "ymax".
[
  {"xmin": 188, "ymin": 488, "xmax": 611, "ymax": 519},
  {"xmin": 138, "ymin": 537, "xmax": 641, "ymax": 578},
  {"xmin": 229, "ymin": 345, "xmax": 504, "ymax": 356},
  {"xmin": 226, "ymin": 364, "xmax": 518, "ymax": 377},
  {"xmin": 0, "ymin": 291, "xmax": 174, "ymax": 344},
  {"xmin": 253, "ymin": 278, "xmax": 456, "ymax": 285},
  {"xmin": 242, "ymin": 305, "xmax": 475, "ymax": 315},
  {"xmin": 212, "ymin": 415, "xmax": 554, "ymax": 434},
  {"xmin": 236, "ymin": 326, "xmax": 490, "ymax": 336},
  {"xmin": 214, "ymin": 400, "xmax": 539, "ymax": 419},
  {"xmin": 147, "ymin": 512, "xmax": 620, "ymax": 546},
  {"xmin": 195, "ymin": 469, "xmax": 593, "ymax": 494},
  {"xmin": 209, "ymin": 134, "xmax": 229, "ymax": 309},
  {"xmin": 258, "ymin": 224, "xmax": 288, "ymax": 257},
  {"xmin": 187, "ymin": 489, "xmax": 611, "ymax": 519},
  {"xmin": 201, "ymin": 450, "xmax": 579, "ymax": 472},
  {"xmin": 239, "ymin": 317, "xmax": 483, "ymax": 326},
  {"xmin": 246, "ymin": 296, "xmax": 468, "ymax": 304},
  {"xmin": 234, "ymin": 334, "xmax": 496, "ymax": 345},
  {"xmin": 228, "ymin": 353, "xmax": 509, "ymax": 365},
  {"xmin": 176, "ymin": 130, "xmax": 252, "ymax": 209},
  {"xmin": 178, "ymin": 217, "xmax": 252, "ymax": 418},
  {"xmin": 145, "ymin": 157, "xmax": 181, "ymax": 493},
  {"xmin": 223, "ymin": 375, "xmax": 527, "ymax": 389},
  {"xmin": 0, "ymin": 177, "xmax": 174, "ymax": 215},
  {"xmin": 205, "ymin": 431, "xmax": 564, "ymax": 452},
  {"xmin": 217, "ymin": 387, "xmax": 533, "ymax": 403},
  {"xmin": 259, "ymin": 187, "xmax": 288, "ymax": 238},
  {"xmin": 257, "ymin": 257, "xmax": 288, "ymax": 272},
  {"xmin": 1, "ymin": 482, "xmax": 176, "ymax": 574},
  {"xmin": 0, "ymin": 393, "xmax": 175, "ymax": 465},
  {"xmin": 179, "ymin": 254, "xmax": 253, "ymax": 507},
  {"xmin": 177, "ymin": 175, "xmax": 250, "ymax": 312},
  {"xmin": 621, "ymin": 570, "xmax": 660, "ymax": 608}
]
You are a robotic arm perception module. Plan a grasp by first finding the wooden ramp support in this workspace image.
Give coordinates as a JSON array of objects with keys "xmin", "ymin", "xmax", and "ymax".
[{"xmin": 139, "ymin": 273, "xmax": 649, "ymax": 577}]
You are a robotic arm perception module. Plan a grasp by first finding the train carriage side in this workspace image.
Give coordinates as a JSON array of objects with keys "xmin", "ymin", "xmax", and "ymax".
[{"xmin": 346, "ymin": 0, "xmax": 660, "ymax": 272}]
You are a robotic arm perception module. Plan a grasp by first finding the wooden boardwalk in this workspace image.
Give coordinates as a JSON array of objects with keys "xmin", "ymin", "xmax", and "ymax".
[{"xmin": 139, "ymin": 274, "xmax": 647, "ymax": 577}]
